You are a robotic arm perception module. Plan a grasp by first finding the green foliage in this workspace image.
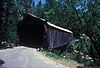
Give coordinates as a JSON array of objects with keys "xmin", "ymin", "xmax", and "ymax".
[
  {"xmin": 43, "ymin": 37, "xmax": 100, "ymax": 67},
  {"xmin": 44, "ymin": 50, "xmax": 61, "ymax": 60},
  {"xmin": 43, "ymin": 50, "xmax": 83, "ymax": 67},
  {"xmin": 0, "ymin": 0, "xmax": 100, "ymax": 66},
  {"xmin": 0, "ymin": 0, "xmax": 34, "ymax": 43},
  {"xmin": 43, "ymin": 32, "xmax": 99, "ymax": 67},
  {"xmin": 68, "ymin": 37, "xmax": 90, "ymax": 55},
  {"xmin": 43, "ymin": 0, "xmax": 100, "ymax": 62},
  {"xmin": 0, "ymin": 0, "xmax": 17, "ymax": 42},
  {"xmin": 35, "ymin": 0, "xmax": 44, "ymax": 18}
]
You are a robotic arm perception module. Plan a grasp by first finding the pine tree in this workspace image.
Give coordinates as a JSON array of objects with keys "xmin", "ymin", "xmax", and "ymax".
[
  {"xmin": 0, "ymin": 0, "xmax": 18, "ymax": 43},
  {"xmin": 35, "ymin": 0, "xmax": 44, "ymax": 18},
  {"xmin": 32, "ymin": 0, "xmax": 35, "ymax": 14}
]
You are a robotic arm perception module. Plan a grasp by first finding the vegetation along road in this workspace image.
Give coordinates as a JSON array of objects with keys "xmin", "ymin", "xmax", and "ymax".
[{"xmin": 0, "ymin": 46, "xmax": 69, "ymax": 68}]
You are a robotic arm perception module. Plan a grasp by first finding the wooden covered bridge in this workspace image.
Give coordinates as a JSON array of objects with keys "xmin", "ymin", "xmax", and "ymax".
[{"xmin": 17, "ymin": 14, "xmax": 73, "ymax": 49}]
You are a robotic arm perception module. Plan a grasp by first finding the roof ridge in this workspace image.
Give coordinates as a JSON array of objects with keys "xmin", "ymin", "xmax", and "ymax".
[{"xmin": 27, "ymin": 13, "xmax": 73, "ymax": 33}]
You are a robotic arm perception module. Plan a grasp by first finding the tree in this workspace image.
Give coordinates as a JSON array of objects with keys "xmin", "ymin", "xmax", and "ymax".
[
  {"xmin": 32, "ymin": 0, "xmax": 35, "ymax": 14},
  {"xmin": 43, "ymin": 0, "xmax": 100, "ymax": 62},
  {"xmin": 35, "ymin": 0, "xmax": 44, "ymax": 18},
  {"xmin": 67, "ymin": 0, "xmax": 100, "ymax": 61}
]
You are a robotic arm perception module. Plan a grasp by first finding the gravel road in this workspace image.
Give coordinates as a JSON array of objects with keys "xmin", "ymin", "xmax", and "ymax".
[{"xmin": 0, "ymin": 46, "xmax": 69, "ymax": 68}]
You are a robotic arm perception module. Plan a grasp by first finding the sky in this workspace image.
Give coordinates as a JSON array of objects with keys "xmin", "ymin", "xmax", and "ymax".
[{"xmin": 33, "ymin": 0, "xmax": 45, "ymax": 5}]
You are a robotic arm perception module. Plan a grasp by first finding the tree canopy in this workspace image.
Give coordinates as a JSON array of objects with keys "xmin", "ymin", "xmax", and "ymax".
[{"xmin": 0, "ymin": 0, "xmax": 100, "ymax": 66}]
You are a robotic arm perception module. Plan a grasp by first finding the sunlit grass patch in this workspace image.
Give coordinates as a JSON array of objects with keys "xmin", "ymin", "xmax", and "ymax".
[{"xmin": 43, "ymin": 50, "xmax": 83, "ymax": 68}]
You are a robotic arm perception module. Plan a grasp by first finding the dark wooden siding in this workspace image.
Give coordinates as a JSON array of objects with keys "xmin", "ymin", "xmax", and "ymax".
[
  {"xmin": 17, "ymin": 14, "xmax": 73, "ymax": 49},
  {"xmin": 47, "ymin": 28, "xmax": 73, "ymax": 49}
]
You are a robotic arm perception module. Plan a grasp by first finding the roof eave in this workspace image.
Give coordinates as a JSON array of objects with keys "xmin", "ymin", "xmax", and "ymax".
[{"xmin": 27, "ymin": 13, "xmax": 73, "ymax": 34}]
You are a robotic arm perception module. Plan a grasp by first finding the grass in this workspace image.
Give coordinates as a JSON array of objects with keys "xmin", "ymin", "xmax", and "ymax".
[
  {"xmin": 43, "ymin": 50, "xmax": 83, "ymax": 68},
  {"xmin": 42, "ymin": 50, "xmax": 100, "ymax": 68}
]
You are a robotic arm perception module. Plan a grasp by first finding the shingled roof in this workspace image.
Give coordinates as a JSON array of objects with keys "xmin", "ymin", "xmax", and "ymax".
[{"xmin": 27, "ymin": 13, "xmax": 73, "ymax": 34}]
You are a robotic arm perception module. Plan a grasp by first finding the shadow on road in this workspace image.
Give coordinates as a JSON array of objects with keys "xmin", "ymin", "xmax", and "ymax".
[
  {"xmin": 0, "ymin": 59, "xmax": 5, "ymax": 66},
  {"xmin": 21, "ymin": 44, "xmax": 43, "ymax": 49}
]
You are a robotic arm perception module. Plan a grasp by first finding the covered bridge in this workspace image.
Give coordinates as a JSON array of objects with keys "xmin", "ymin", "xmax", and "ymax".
[{"xmin": 17, "ymin": 14, "xmax": 73, "ymax": 49}]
